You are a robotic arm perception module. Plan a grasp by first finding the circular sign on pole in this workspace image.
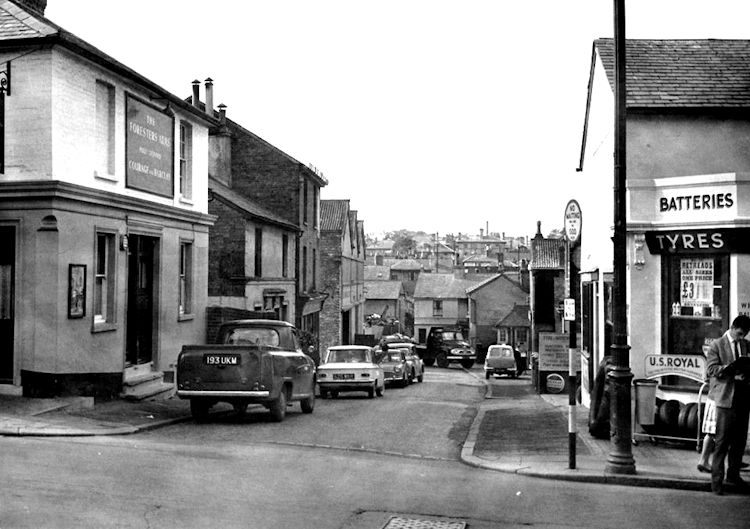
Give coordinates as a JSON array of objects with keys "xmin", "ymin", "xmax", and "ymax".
[
  {"xmin": 546, "ymin": 373, "xmax": 566, "ymax": 393},
  {"xmin": 564, "ymin": 199, "xmax": 582, "ymax": 245}
]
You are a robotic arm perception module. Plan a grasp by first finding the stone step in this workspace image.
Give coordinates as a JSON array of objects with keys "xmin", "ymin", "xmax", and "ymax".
[{"xmin": 121, "ymin": 372, "xmax": 175, "ymax": 401}]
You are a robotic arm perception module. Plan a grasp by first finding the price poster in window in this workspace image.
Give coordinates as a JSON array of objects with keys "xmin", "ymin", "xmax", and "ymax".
[{"xmin": 680, "ymin": 258, "xmax": 714, "ymax": 307}]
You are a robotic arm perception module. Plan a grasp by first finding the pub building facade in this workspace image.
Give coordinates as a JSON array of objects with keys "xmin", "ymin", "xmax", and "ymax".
[
  {"xmin": 0, "ymin": 1, "xmax": 216, "ymax": 398},
  {"xmin": 575, "ymin": 38, "xmax": 750, "ymax": 416}
]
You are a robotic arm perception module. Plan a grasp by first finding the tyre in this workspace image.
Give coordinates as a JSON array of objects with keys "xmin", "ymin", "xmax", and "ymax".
[
  {"xmin": 436, "ymin": 354, "xmax": 449, "ymax": 368},
  {"xmin": 301, "ymin": 392, "xmax": 315, "ymax": 414},
  {"xmin": 367, "ymin": 385, "xmax": 375, "ymax": 398},
  {"xmin": 485, "ymin": 371, "xmax": 490, "ymax": 380},
  {"xmin": 376, "ymin": 382, "xmax": 384, "ymax": 397},
  {"xmin": 269, "ymin": 389, "xmax": 287, "ymax": 422},
  {"xmin": 408, "ymin": 369, "xmax": 415, "ymax": 384},
  {"xmin": 400, "ymin": 373, "xmax": 409, "ymax": 387},
  {"xmin": 232, "ymin": 402, "xmax": 248, "ymax": 415},
  {"xmin": 320, "ymin": 389, "xmax": 329, "ymax": 399},
  {"xmin": 423, "ymin": 358, "xmax": 435, "ymax": 367},
  {"xmin": 190, "ymin": 399, "xmax": 211, "ymax": 422},
  {"xmin": 417, "ymin": 371, "xmax": 424, "ymax": 383},
  {"xmin": 461, "ymin": 359, "xmax": 474, "ymax": 369},
  {"xmin": 330, "ymin": 390, "xmax": 339, "ymax": 398}
]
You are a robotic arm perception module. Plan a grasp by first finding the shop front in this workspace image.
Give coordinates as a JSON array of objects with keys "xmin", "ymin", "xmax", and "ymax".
[{"xmin": 627, "ymin": 172, "xmax": 750, "ymax": 436}]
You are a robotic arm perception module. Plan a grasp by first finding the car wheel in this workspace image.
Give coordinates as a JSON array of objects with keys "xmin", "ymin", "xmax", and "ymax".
[
  {"xmin": 269, "ymin": 389, "xmax": 287, "ymax": 422},
  {"xmin": 330, "ymin": 390, "xmax": 339, "ymax": 399},
  {"xmin": 190, "ymin": 399, "xmax": 211, "ymax": 422},
  {"xmin": 232, "ymin": 402, "xmax": 248, "ymax": 415},
  {"xmin": 409, "ymin": 369, "xmax": 416, "ymax": 384},
  {"xmin": 320, "ymin": 389, "xmax": 329, "ymax": 399},
  {"xmin": 376, "ymin": 382, "xmax": 384, "ymax": 397},
  {"xmin": 301, "ymin": 392, "xmax": 315, "ymax": 414},
  {"xmin": 367, "ymin": 385, "xmax": 375, "ymax": 398},
  {"xmin": 417, "ymin": 371, "xmax": 424, "ymax": 383},
  {"xmin": 485, "ymin": 371, "xmax": 490, "ymax": 380},
  {"xmin": 436, "ymin": 354, "xmax": 449, "ymax": 368}
]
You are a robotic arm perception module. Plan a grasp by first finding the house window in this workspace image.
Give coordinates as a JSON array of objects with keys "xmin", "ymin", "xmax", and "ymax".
[
  {"xmin": 282, "ymin": 234, "xmax": 288, "ymax": 278},
  {"xmin": 303, "ymin": 180, "xmax": 309, "ymax": 224},
  {"xmin": 515, "ymin": 328, "xmax": 528, "ymax": 345},
  {"xmin": 433, "ymin": 300, "xmax": 443, "ymax": 317},
  {"xmin": 95, "ymin": 81, "xmax": 115, "ymax": 177},
  {"xmin": 94, "ymin": 232, "xmax": 116, "ymax": 324},
  {"xmin": 498, "ymin": 328, "xmax": 508, "ymax": 344},
  {"xmin": 312, "ymin": 248, "xmax": 317, "ymax": 290},
  {"xmin": 179, "ymin": 121, "xmax": 193, "ymax": 199},
  {"xmin": 302, "ymin": 246, "xmax": 308, "ymax": 292},
  {"xmin": 264, "ymin": 294, "xmax": 286, "ymax": 321},
  {"xmin": 179, "ymin": 241, "xmax": 193, "ymax": 316},
  {"xmin": 313, "ymin": 187, "xmax": 319, "ymax": 229},
  {"xmin": 254, "ymin": 228, "xmax": 263, "ymax": 277}
]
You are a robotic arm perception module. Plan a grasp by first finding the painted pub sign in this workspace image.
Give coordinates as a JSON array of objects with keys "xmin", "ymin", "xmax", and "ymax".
[{"xmin": 125, "ymin": 95, "xmax": 174, "ymax": 198}]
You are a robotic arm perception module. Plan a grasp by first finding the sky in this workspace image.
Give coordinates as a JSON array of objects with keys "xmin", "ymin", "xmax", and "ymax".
[{"xmin": 45, "ymin": 0, "xmax": 750, "ymax": 240}]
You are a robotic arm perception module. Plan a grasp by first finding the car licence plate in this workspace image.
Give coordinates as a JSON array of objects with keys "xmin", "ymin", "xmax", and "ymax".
[
  {"xmin": 204, "ymin": 354, "xmax": 240, "ymax": 366},
  {"xmin": 333, "ymin": 373, "xmax": 355, "ymax": 380}
]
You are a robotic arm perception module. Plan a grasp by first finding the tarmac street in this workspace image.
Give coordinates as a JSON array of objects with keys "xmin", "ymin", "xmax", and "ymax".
[{"xmin": 1, "ymin": 367, "xmax": 749, "ymax": 528}]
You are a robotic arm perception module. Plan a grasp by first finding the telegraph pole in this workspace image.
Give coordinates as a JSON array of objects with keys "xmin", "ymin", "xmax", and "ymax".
[{"xmin": 606, "ymin": 0, "xmax": 636, "ymax": 475}]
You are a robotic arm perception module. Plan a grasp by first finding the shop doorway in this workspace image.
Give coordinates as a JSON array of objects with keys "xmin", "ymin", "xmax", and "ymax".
[
  {"xmin": 0, "ymin": 226, "xmax": 15, "ymax": 383},
  {"xmin": 126, "ymin": 235, "xmax": 157, "ymax": 366}
]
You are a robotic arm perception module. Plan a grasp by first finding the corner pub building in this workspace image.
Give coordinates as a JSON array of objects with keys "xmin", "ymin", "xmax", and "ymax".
[{"xmin": 0, "ymin": 0, "xmax": 215, "ymax": 398}]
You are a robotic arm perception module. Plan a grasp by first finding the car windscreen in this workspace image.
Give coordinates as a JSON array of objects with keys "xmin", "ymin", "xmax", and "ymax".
[
  {"xmin": 488, "ymin": 347, "xmax": 513, "ymax": 358},
  {"xmin": 224, "ymin": 328, "xmax": 280, "ymax": 347},
  {"xmin": 442, "ymin": 331, "xmax": 464, "ymax": 341},
  {"xmin": 382, "ymin": 352, "xmax": 404, "ymax": 362},
  {"xmin": 328, "ymin": 349, "xmax": 368, "ymax": 363}
]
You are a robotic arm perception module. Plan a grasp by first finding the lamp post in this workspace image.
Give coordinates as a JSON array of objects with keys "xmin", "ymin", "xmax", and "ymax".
[{"xmin": 605, "ymin": 0, "xmax": 636, "ymax": 475}]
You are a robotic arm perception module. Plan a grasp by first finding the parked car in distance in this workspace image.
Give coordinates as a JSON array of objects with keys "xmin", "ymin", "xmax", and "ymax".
[
  {"xmin": 378, "ymin": 348, "xmax": 410, "ymax": 387},
  {"xmin": 386, "ymin": 342, "xmax": 424, "ymax": 383},
  {"xmin": 176, "ymin": 319, "xmax": 316, "ymax": 422},
  {"xmin": 317, "ymin": 345, "xmax": 385, "ymax": 398},
  {"xmin": 484, "ymin": 344, "xmax": 517, "ymax": 379}
]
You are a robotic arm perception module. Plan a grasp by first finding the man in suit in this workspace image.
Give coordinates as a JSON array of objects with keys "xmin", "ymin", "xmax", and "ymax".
[{"xmin": 706, "ymin": 314, "xmax": 750, "ymax": 495}]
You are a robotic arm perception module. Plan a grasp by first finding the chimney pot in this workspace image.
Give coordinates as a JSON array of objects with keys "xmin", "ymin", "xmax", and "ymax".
[
  {"xmin": 191, "ymin": 80, "xmax": 200, "ymax": 108},
  {"xmin": 218, "ymin": 103, "xmax": 227, "ymax": 123},
  {"xmin": 204, "ymin": 78, "xmax": 214, "ymax": 115}
]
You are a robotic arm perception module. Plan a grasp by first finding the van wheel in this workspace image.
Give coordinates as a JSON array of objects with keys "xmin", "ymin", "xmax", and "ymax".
[
  {"xmin": 301, "ymin": 392, "xmax": 315, "ymax": 414},
  {"xmin": 190, "ymin": 399, "xmax": 211, "ymax": 422},
  {"xmin": 269, "ymin": 390, "xmax": 287, "ymax": 422}
]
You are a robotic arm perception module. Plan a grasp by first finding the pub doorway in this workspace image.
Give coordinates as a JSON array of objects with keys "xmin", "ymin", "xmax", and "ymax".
[
  {"xmin": 0, "ymin": 226, "xmax": 15, "ymax": 384},
  {"xmin": 126, "ymin": 235, "xmax": 158, "ymax": 367}
]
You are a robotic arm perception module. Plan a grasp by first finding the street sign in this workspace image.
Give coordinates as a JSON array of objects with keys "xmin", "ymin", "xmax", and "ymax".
[
  {"xmin": 564, "ymin": 298, "xmax": 575, "ymax": 321},
  {"xmin": 564, "ymin": 200, "xmax": 582, "ymax": 244}
]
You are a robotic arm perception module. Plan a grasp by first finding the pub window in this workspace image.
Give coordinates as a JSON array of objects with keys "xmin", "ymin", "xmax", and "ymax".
[
  {"xmin": 95, "ymin": 81, "xmax": 115, "ymax": 177},
  {"xmin": 254, "ymin": 228, "xmax": 263, "ymax": 277},
  {"xmin": 179, "ymin": 121, "xmax": 193, "ymax": 199},
  {"xmin": 94, "ymin": 232, "xmax": 116, "ymax": 324},
  {"xmin": 498, "ymin": 328, "xmax": 508, "ymax": 344},
  {"xmin": 433, "ymin": 300, "xmax": 443, "ymax": 317},
  {"xmin": 179, "ymin": 241, "xmax": 193, "ymax": 316},
  {"xmin": 515, "ymin": 327, "xmax": 529, "ymax": 345}
]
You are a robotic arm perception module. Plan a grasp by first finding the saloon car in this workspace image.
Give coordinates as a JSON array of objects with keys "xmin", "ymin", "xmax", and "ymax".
[
  {"xmin": 378, "ymin": 348, "xmax": 410, "ymax": 387},
  {"xmin": 386, "ymin": 342, "xmax": 424, "ymax": 383},
  {"xmin": 317, "ymin": 345, "xmax": 385, "ymax": 398},
  {"xmin": 484, "ymin": 344, "xmax": 517, "ymax": 379}
]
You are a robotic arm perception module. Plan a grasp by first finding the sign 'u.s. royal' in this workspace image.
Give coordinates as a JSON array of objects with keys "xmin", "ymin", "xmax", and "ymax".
[{"xmin": 645, "ymin": 228, "xmax": 750, "ymax": 255}]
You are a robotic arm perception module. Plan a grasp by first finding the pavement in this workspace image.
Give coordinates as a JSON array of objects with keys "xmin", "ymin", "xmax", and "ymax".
[{"xmin": 0, "ymin": 373, "xmax": 746, "ymax": 494}]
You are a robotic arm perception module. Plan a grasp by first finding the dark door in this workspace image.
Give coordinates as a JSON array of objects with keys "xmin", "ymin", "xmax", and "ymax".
[
  {"xmin": 126, "ymin": 235, "xmax": 156, "ymax": 366},
  {"xmin": 0, "ymin": 226, "xmax": 14, "ymax": 383},
  {"xmin": 341, "ymin": 309, "xmax": 350, "ymax": 345}
]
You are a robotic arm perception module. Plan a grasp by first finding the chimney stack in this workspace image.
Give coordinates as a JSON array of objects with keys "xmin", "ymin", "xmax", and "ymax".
[
  {"xmin": 204, "ymin": 78, "xmax": 214, "ymax": 115},
  {"xmin": 191, "ymin": 80, "xmax": 200, "ymax": 108}
]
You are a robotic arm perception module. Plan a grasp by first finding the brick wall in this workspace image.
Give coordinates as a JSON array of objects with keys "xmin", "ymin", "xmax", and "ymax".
[
  {"xmin": 318, "ymin": 232, "xmax": 343, "ymax": 351},
  {"xmin": 208, "ymin": 198, "xmax": 246, "ymax": 297},
  {"xmin": 205, "ymin": 306, "xmax": 277, "ymax": 344}
]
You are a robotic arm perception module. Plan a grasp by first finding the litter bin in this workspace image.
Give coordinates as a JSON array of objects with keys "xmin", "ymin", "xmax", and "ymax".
[{"xmin": 633, "ymin": 378, "xmax": 658, "ymax": 426}]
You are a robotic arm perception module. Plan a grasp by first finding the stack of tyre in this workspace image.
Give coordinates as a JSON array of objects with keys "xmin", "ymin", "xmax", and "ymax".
[{"xmin": 642, "ymin": 398, "xmax": 703, "ymax": 442}]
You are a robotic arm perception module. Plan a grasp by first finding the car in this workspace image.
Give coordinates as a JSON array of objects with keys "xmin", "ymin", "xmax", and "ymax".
[
  {"xmin": 386, "ymin": 342, "xmax": 424, "ymax": 383},
  {"xmin": 176, "ymin": 319, "xmax": 316, "ymax": 422},
  {"xmin": 377, "ymin": 348, "xmax": 410, "ymax": 387},
  {"xmin": 484, "ymin": 344, "xmax": 517, "ymax": 379},
  {"xmin": 317, "ymin": 345, "xmax": 385, "ymax": 398}
]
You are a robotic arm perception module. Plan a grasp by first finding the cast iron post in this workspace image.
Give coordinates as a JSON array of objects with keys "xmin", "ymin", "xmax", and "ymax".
[{"xmin": 606, "ymin": 0, "xmax": 636, "ymax": 475}]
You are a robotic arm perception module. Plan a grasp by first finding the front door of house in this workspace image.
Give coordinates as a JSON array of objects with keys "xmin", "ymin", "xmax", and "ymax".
[
  {"xmin": 0, "ymin": 226, "xmax": 14, "ymax": 383},
  {"xmin": 126, "ymin": 235, "xmax": 156, "ymax": 366}
]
